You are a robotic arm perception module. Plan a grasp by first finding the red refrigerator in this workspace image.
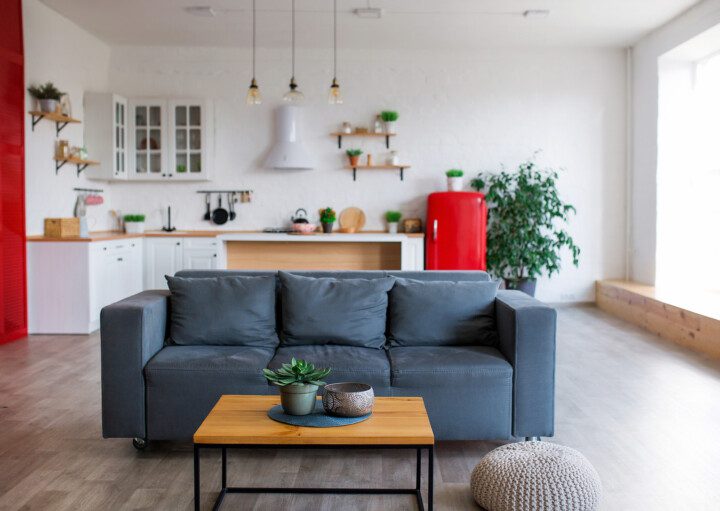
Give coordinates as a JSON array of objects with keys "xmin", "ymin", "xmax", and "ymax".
[{"xmin": 425, "ymin": 192, "xmax": 487, "ymax": 270}]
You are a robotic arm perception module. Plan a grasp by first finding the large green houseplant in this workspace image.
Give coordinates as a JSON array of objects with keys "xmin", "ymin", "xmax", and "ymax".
[{"xmin": 472, "ymin": 158, "xmax": 580, "ymax": 296}]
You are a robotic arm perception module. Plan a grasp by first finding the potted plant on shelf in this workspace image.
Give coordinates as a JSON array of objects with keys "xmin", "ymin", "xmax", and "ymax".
[
  {"xmin": 263, "ymin": 358, "xmax": 331, "ymax": 416},
  {"xmin": 320, "ymin": 207, "xmax": 337, "ymax": 233},
  {"xmin": 380, "ymin": 110, "xmax": 399, "ymax": 133},
  {"xmin": 346, "ymin": 149, "xmax": 363, "ymax": 167},
  {"xmin": 446, "ymin": 169, "xmax": 464, "ymax": 191},
  {"xmin": 123, "ymin": 214, "xmax": 146, "ymax": 234},
  {"xmin": 385, "ymin": 211, "xmax": 402, "ymax": 234},
  {"xmin": 479, "ymin": 158, "xmax": 580, "ymax": 296},
  {"xmin": 27, "ymin": 82, "xmax": 65, "ymax": 113}
]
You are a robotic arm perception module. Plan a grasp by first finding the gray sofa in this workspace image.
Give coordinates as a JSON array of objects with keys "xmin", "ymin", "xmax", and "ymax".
[{"xmin": 100, "ymin": 270, "xmax": 556, "ymax": 445}]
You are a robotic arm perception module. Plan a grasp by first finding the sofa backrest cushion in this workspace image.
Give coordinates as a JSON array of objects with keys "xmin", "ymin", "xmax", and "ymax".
[
  {"xmin": 388, "ymin": 278, "xmax": 499, "ymax": 346},
  {"xmin": 165, "ymin": 275, "xmax": 278, "ymax": 347},
  {"xmin": 279, "ymin": 271, "xmax": 395, "ymax": 348}
]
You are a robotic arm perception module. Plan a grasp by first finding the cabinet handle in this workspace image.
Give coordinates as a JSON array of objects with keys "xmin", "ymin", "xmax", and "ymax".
[
  {"xmin": 176, "ymin": 242, "xmax": 181, "ymax": 246},
  {"xmin": 213, "ymin": 254, "xmax": 217, "ymax": 257},
  {"xmin": 168, "ymin": 174, "xmax": 173, "ymax": 177},
  {"xmin": 117, "ymin": 257, "xmax": 123, "ymax": 261},
  {"xmin": 131, "ymin": 243, "xmax": 135, "ymax": 247}
]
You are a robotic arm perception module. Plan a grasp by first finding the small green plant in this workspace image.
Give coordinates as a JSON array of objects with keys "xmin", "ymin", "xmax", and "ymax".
[
  {"xmin": 346, "ymin": 149, "xmax": 363, "ymax": 157},
  {"xmin": 446, "ymin": 169, "xmax": 464, "ymax": 178},
  {"xmin": 123, "ymin": 214, "xmax": 146, "ymax": 223},
  {"xmin": 320, "ymin": 207, "xmax": 336, "ymax": 223},
  {"xmin": 176, "ymin": 164, "xmax": 187, "ymax": 173},
  {"xmin": 27, "ymin": 82, "xmax": 64, "ymax": 100},
  {"xmin": 380, "ymin": 111, "xmax": 399, "ymax": 122},
  {"xmin": 385, "ymin": 211, "xmax": 402, "ymax": 223},
  {"xmin": 262, "ymin": 358, "xmax": 331, "ymax": 387}
]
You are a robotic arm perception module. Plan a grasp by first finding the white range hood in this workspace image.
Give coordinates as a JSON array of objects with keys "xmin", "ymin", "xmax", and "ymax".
[{"xmin": 264, "ymin": 105, "xmax": 314, "ymax": 170}]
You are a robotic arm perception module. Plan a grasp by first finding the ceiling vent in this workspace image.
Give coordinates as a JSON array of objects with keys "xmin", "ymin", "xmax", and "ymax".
[
  {"xmin": 353, "ymin": 8, "xmax": 383, "ymax": 19},
  {"xmin": 184, "ymin": 6, "xmax": 217, "ymax": 17}
]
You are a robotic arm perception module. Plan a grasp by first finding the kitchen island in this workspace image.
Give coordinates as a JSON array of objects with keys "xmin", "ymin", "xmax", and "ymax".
[{"xmin": 216, "ymin": 232, "xmax": 424, "ymax": 271}]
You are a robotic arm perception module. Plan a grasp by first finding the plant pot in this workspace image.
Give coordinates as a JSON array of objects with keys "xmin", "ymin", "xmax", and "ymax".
[
  {"xmin": 279, "ymin": 384, "xmax": 319, "ymax": 416},
  {"xmin": 447, "ymin": 177, "xmax": 463, "ymax": 192},
  {"xmin": 124, "ymin": 222, "xmax": 145, "ymax": 234},
  {"xmin": 348, "ymin": 155, "xmax": 360, "ymax": 167},
  {"xmin": 39, "ymin": 99, "xmax": 59, "ymax": 113},
  {"xmin": 321, "ymin": 221, "xmax": 334, "ymax": 234},
  {"xmin": 504, "ymin": 278, "xmax": 537, "ymax": 297},
  {"xmin": 384, "ymin": 121, "xmax": 395, "ymax": 133},
  {"xmin": 387, "ymin": 222, "xmax": 398, "ymax": 234}
]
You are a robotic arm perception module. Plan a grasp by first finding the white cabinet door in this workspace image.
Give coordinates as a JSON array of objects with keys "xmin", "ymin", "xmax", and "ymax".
[
  {"xmin": 113, "ymin": 96, "xmax": 129, "ymax": 179},
  {"xmin": 83, "ymin": 93, "xmax": 128, "ymax": 181},
  {"xmin": 168, "ymin": 100, "xmax": 213, "ymax": 181},
  {"xmin": 129, "ymin": 99, "xmax": 168, "ymax": 180},
  {"xmin": 182, "ymin": 248, "xmax": 217, "ymax": 270},
  {"xmin": 144, "ymin": 238, "xmax": 184, "ymax": 289}
]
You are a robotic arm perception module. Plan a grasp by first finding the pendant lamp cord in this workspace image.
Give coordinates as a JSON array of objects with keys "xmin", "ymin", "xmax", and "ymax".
[
  {"xmin": 333, "ymin": 0, "xmax": 337, "ymax": 79},
  {"xmin": 252, "ymin": 0, "xmax": 256, "ymax": 78},
  {"xmin": 291, "ymin": 0, "xmax": 296, "ymax": 80}
]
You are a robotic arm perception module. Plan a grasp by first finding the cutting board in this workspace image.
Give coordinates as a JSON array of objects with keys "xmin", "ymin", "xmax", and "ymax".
[{"xmin": 339, "ymin": 207, "xmax": 366, "ymax": 233}]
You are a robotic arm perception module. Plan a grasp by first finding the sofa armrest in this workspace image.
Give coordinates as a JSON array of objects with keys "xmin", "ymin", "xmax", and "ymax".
[
  {"xmin": 495, "ymin": 290, "xmax": 556, "ymax": 438},
  {"xmin": 100, "ymin": 290, "xmax": 169, "ymax": 439}
]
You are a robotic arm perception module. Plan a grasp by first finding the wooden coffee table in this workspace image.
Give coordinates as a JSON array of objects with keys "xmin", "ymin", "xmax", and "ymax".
[{"xmin": 193, "ymin": 395, "xmax": 435, "ymax": 510}]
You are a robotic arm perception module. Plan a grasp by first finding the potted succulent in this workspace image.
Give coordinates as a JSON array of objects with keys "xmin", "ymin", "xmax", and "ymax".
[
  {"xmin": 346, "ymin": 149, "xmax": 363, "ymax": 167},
  {"xmin": 385, "ymin": 211, "xmax": 402, "ymax": 234},
  {"xmin": 263, "ymin": 358, "xmax": 331, "ymax": 416},
  {"xmin": 27, "ymin": 82, "xmax": 64, "ymax": 113},
  {"xmin": 446, "ymin": 169, "xmax": 464, "ymax": 191},
  {"xmin": 123, "ymin": 214, "xmax": 146, "ymax": 234},
  {"xmin": 320, "ymin": 207, "xmax": 336, "ymax": 233},
  {"xmin": 380, "ymin": 110, "xmax": 399, "ymax": 133},
  {"xmin": 476, "ymin": 158, "xmax": 580, "ymax": 296}
]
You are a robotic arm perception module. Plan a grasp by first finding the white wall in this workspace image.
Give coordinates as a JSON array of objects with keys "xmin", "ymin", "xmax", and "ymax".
[
  {"xmin": 23, "ymin": 0, "xmax": 113, "ymax": 234},
  {"xmin": 22, "ymin": 4, "xmax": 628, "ymax": 303},
  {"xmin": 631, "ymin": 0, "xmax": 720, "ymax": 285}
]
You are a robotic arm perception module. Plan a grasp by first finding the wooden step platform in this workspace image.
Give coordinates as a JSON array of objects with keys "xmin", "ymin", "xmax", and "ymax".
[{"xmin": 596, "ymin": 280, "xmax": 720, "ymax": 359}]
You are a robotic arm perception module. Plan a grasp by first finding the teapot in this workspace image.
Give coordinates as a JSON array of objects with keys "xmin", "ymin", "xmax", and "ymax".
[{"xmin": 291, "ymin": 208, "xmax": 309, "ymax": 224}]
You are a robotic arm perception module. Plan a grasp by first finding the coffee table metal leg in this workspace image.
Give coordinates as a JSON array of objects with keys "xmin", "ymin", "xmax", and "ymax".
[
  {"xmin": 428, "ymin": 446, "xmax": 434, "ymax": 511},
  {"xmin": 194, "ymin": 445, "xmax": 200, "ymax": 511},
  {"xmin": 416, "ymin": 448, "xmax": 422, "ymax": 490},
  {"xmin": 221, "ymin": 448, "xmax": 227, "ymax": 489}
]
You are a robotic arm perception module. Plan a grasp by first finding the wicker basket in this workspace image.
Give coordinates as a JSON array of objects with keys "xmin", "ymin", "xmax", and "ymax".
[{"xmin": 44, "ymin": 218, "xmax": 80, "ymax": 238}]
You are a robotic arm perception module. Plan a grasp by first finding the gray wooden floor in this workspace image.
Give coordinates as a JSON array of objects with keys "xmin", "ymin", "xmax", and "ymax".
[{"xmin": 1, "ymin": 305, "xmax": 719, "ymax": 510}]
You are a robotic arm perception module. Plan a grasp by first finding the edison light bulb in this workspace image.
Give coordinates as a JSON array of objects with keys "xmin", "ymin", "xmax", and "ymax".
[
  {"xmin": 328, "ymin": 78, "xmax": 342, "ymax": 105},
  {"xmin": 246, "ymin": 79, "xmax": 262, "ymax": 105}
]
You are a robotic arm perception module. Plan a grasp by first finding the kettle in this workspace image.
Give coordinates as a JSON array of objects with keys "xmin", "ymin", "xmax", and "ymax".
[{"xmin": 291, "ymin": 208, "xmax": 309, "ymax": 224}]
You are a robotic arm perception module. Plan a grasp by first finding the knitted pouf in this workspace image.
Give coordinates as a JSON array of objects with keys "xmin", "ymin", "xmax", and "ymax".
[{"xmin": 470, "ymin": 442, "xmax": 601, "ymax": 511}]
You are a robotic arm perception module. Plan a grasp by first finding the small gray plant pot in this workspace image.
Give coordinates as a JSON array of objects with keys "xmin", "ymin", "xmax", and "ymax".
[
  {"xmin": 279, "ymin": 384, "xmax": 319, "ymax": 415},
  {"xmin": 321, "ymin": 222, "xmax": 334, "ymax": 234},
  {"xmin": 39, "ymin": 99, "xmax": 59, "ymax": 113}
]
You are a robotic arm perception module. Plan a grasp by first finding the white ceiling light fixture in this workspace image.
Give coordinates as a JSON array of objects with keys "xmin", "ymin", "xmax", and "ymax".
[
  {"xmin": 283, "ymin": 0, "xmax": 304, "ymax": 103},
  {"xmin": 328, "ymin": 0, "xmax": 342, "ymax": 104},
  {"xmin": 246, "ymin": 0, "xmax": 261, "ymax": 105},
  {"xmin": 184, "ymin": 6, "xmax": 217, "ymax": 17},
  {"xmin": 523, "ymin": 9, "xmax": 550, "ymax": 19}
]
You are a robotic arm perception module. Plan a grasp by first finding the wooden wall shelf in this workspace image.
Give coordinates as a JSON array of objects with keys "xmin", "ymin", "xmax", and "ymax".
[
  {"xmin": 29, "ymin": 111, "xmax": 80, "ymax": 136},
  {"xmin": 331, "ymin": 132, "xmax": 396, "ymax": 149},
  {"xmin": 54, "ymin": 156, "xmax": 99, "ymax": 176},
  {"xmin": 347, "ymin": 165, "xmax": 410, "ymax": 182}
]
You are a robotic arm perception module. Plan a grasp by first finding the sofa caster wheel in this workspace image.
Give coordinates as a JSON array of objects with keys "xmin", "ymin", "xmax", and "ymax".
[{"xmin": 132, "ymin": 437, "xmax": 148, "ymax": 450}]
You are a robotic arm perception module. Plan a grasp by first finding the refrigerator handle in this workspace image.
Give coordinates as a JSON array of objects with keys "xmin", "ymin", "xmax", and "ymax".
[{"xmin": 432, "ymin": 219, "xmax": 438, "ymax": 241}]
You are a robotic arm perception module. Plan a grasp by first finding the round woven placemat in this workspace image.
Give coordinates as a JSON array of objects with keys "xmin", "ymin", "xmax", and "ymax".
[{"xmin": 267, "ymin": 402, "xmax": 371, "ymax": 427}]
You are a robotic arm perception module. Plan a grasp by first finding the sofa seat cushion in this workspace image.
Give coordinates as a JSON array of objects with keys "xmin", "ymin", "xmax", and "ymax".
[
  {"xmin": 389, "ymin": 346, "xmax": 513, "ymax": 440},
  {"xmin": 144, "ymin": 346, "xmax": 275, "ymax": 439},
  {"xmin": 269, "ymin": 345, "xmax": 392, "ymax": 393},
  {"xmin": 166, "ymin": 275, "xmax": 278, "ymax": 347},
  {"xmin": 389, "ymin": 279, "xmax": 499, "ymax": 347},
  {"xmin": 279, "ymin": 271, "xmax": 395, "ymax": 348}
]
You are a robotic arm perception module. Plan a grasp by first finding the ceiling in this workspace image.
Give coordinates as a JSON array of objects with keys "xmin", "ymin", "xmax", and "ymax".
[{"xmin": 40, "ymin": 0, "xmax": 700, "ymax": 49}]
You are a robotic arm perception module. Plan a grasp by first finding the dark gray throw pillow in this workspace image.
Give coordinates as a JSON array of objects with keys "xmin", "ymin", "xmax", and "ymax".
[
  {"xmin": 388, "ymin": 278, "xmax": 499, "ymax": 346},
  {"xmin": 165, "ymin": 275, "xmax": 278, "ymax": 347},
  {"xmin": 279, "ymin": 272, "xmax": 395, "ymax": 348}
]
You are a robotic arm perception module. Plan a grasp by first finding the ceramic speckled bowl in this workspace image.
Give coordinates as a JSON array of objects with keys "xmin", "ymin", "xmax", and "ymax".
[{"xmin": 322, "ymin": 382, "xmax": 374, "ymax": 418}]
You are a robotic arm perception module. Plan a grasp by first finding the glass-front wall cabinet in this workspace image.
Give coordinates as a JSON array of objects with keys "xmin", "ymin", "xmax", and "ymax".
[
  {"xmin": 130, "ymin": 100, "xmax": 166, "ymax": 179},
  {"xmin": 170, "ymin": 100, "xmax": 211, "ymax": 181},
  {"xmin": 113, "ymin": 98, "xmax": 127, "ymax": 178}
]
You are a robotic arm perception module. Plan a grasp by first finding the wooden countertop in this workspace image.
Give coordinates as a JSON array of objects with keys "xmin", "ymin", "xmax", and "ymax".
[{"xmin": 27, "ymin": 230, "xmax": 425, "ymax": 242}]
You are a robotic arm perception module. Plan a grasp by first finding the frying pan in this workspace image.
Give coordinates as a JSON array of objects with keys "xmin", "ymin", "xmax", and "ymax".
[
  {"xmin": 203, "ymin": 193, "xmax": 211, "ymax": 221},
  {"xmin": 211, "ymin": 196, "xmax": 229, "ymax": 225}
]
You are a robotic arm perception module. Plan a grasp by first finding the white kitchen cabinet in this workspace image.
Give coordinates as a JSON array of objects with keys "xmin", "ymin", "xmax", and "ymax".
[
  {"xmin": 144, "ymin": 237, "xmax": 184, "ymax": 289},
  {"xmin": 182, "ymin": 238, "xmax": 218, "ymax": 270},
  {"xmin": 83, "ymin": 93, "xmax": 129, "ymax": 180},
  {"xmin": 169, "ymin": 100, "xmax": 213, "ymax": 181},
  {"xmin": 129, "ymin": 99, "xmax": 168, "ymax": 180},
  {"xmin": 28, "ymin": 237, "xmax": 144, "ymax": 334}
]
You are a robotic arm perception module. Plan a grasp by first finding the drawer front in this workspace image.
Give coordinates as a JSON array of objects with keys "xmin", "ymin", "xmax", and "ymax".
[{"xmin": 183, "ymin": 237, "xmax": 218, "ymax": 250}]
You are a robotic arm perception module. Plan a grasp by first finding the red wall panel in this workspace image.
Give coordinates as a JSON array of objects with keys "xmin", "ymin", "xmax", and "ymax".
[{"xmin": 0, "ymin": 0, "xmax": 27, "ymax": 343}]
